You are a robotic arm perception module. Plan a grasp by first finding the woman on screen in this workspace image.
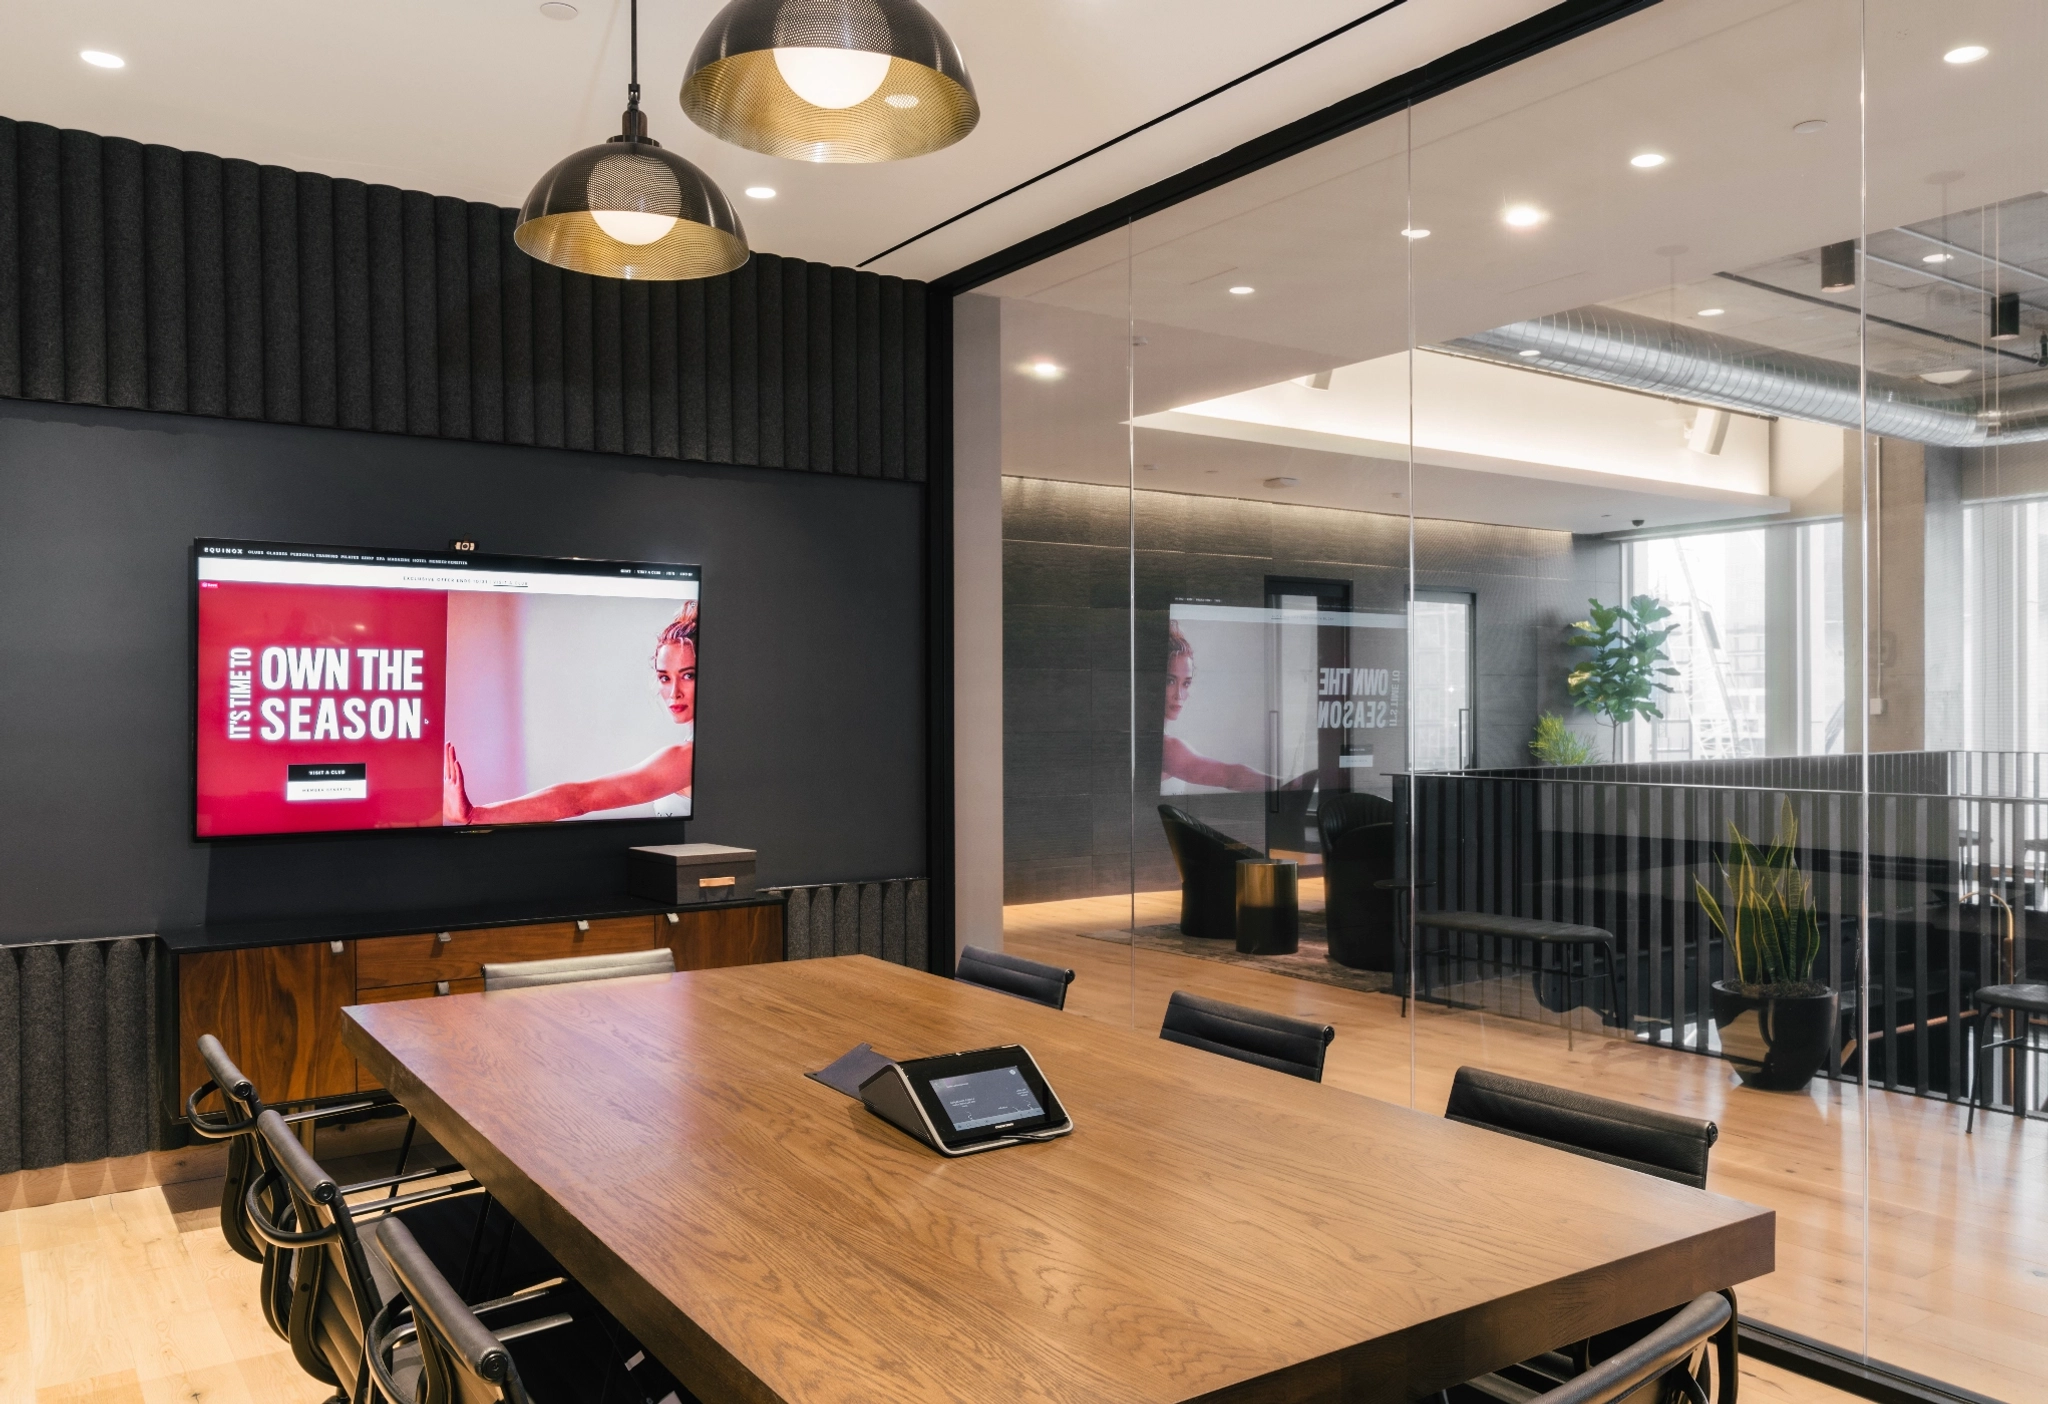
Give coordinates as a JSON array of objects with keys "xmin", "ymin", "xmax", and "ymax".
[
  {"xmin": 443, "ymin": 601, "xmax": 697, "ymax": 824},
  {"xmin": 1162, "ymin": 621, "xmax": 1311, "ymax": 793}
]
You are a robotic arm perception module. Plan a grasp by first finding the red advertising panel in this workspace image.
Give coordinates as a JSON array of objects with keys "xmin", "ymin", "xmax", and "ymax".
[
  {"xmin": 196, "ymin": 583, "xmax": 448, "ymax": 835},
  {"xmin": 193, "ymin": 541, "xmax": 701, "ymax": 838}
]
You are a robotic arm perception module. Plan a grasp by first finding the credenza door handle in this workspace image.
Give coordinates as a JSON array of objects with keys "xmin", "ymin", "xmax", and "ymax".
[{"xmin": 435, "ymin": 981, "xmax": 450, "ymax": 996}]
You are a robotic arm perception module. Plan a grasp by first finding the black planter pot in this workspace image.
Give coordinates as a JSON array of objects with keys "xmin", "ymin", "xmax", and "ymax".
[{"xmin": 1709, "ymin": 980, "xmax": 1839, "ymax": 1091}]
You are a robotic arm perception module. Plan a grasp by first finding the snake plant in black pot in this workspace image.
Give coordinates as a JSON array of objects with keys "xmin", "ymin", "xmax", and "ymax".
[{"xmin": 1695, "ymin": 797, "xmax": 1839, "ymax": 1090}]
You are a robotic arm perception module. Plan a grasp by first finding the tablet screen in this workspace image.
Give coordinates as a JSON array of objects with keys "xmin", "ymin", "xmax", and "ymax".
[{"xmin": 929, "ymin": 1066, "xmax": 1045, "ymax": 1133}]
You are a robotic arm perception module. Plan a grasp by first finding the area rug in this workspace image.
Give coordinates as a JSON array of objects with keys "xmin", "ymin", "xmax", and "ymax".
[{"xmin": 1077, "ymin": 918, "xmax": 1393, "ymax": 996}]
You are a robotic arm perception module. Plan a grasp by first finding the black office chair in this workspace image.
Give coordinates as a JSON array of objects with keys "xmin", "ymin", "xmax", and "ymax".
[
  {"xmin": 187, "ymin": 1034, "xmax": 458, "ymax": 1341},
  {"xmin": 1448, "ymin": 1292, "xmax": 1731, "ymax": 1404},
  {"xmin": 481, "ymin": 947, "xmax": 677, "ymax": 992},
  {"xmin": 186, "ymin": 1034, "xmax": 387, "ymax": 1263},
  {"xmin": 1444, "ymin": 1067, "xmax": 1716, "ymax": 1187},
  {"xmin": 241, "ymin": 1108, "xmax": 498, "ymax": 1403},
  {"xmin": 1159, "ymin": 991, "xmax": 1335, "ymax": 1082},
  {"xmin": 367, "ymin": 1218, "xmax": 689, "ymax": 1404},
  {"xmin": 1443, "ymin": 1068, "xmax": 1735, "ymax": 1402},
  {"xmin": 957, "ymin": 945, "xmax": 1076, "ymax": 1010},
  {"xmin": 1966, "ymin": 981, "xmax": 2048, "ymax": 1133}
]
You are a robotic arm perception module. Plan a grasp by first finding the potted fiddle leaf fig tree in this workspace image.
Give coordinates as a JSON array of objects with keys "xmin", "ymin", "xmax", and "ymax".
[
  {"xmin": 1695, "ymin": 798, "xmax": 1838, "ymax": 1091},
  {"xmin": 1565, "ymin": 594, "xmax": 1679, "ymax": 761}
]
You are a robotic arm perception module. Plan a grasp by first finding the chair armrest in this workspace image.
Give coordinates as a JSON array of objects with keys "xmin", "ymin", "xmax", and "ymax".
[
  {"xmin": 279, "ymin": 1099, "xmax": 381, "ymax": 1125},
  {"xmin": 347, "ymin": 1180, "xmax": 487, "ymax": 1223}
]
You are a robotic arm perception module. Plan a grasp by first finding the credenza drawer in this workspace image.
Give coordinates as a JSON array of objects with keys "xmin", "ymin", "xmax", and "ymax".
[
  {"xmin": 355, "ymin": 977, "xmax": 486, "ymax": 1004},
  {"xmin": 356, "ymin": 917, "xmax": 660, "ymax": 988}
]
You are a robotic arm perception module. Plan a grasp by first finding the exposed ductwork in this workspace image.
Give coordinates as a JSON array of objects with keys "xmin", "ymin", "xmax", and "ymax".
[{"xmin": 1445, "ymin": 304, "xmax": 2048, "ymax": 447}]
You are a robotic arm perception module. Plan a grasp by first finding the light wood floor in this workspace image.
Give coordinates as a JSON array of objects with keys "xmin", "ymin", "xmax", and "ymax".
[{"xmin": 1004, "ymin": 888, "xmax": 2044, "ymax": 1404}]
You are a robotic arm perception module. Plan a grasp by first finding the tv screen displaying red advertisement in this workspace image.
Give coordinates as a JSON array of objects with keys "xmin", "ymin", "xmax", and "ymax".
[{"xmin": 193, "ymin": 539, "xmax": 701, "ymax": 839}]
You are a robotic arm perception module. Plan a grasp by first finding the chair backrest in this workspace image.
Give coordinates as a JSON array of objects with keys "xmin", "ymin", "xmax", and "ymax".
[
  {"xmin": 1444, "ymin": 1067, "xmax": 1718, "ymax": 1189},
  {"xmin": 248, "ymin": 1108, "xmax": 391, "ymax": 1400},
  {"xmin": 1160, "ymin": 991, "xmax": 1336, "ymax": 1082},
  {"xmin": 1317, "ymin": 791, "xmax": 1394, "ymax": 854},
  {"xmin": 1157, "ymin": 805, "xmax": 1262, "ymax": 875},
  {"xmin": 186, "ymin": 1035, "xmax": 271, "ymax": 1265},
  {"xmin": 957, "ymin": 946, "xmax": 1076, "ymax": 1010},
  {"xmin": 371, "ymin": 1218, "xmax": 537, "ymax": 1404},
  {"xmin": 1531, "ymin": 1291, "xmax": 1729, "ymax": 1404},
  {"xmin": 482, "ymin": 946, "xmax": 677, "ymax": 992}
]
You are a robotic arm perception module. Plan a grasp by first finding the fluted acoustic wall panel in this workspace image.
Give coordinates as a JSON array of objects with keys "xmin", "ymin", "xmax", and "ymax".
[
  {"xmin": 0, "ymin": 937, "xmax": 159, "ymax": 1174},
  {"xmin": 0, "ymin": 118, "xmax": 928, "ymax": 481},
  {"xmin": 774, "ymin": 878, "xmax": 929, "ymax": 969}
]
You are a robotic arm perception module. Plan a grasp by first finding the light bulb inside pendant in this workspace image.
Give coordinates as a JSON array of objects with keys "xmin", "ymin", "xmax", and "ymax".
[
  {"xmin": 773, "ymin": 47, "xmax": 891, "ymax": 108},
  {"xmin": 592, "ymin": 209, "xmax": 682, "ymax": 244}
]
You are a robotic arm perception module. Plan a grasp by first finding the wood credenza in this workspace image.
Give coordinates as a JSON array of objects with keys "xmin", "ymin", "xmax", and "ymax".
[{"xmin": 175, "ymin": 899, "xmax": 782, "ymax": 1112}]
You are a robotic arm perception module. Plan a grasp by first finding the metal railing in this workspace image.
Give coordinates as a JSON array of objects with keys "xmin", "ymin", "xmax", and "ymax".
[{"xmin": 1401, "ymin": 763, "xmax": 2040, "ymax": 1112}]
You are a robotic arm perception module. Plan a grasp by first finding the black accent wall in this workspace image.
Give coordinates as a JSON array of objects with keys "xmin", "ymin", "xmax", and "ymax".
[
  {"xmin": 0, "ymin": 118, "xmax": 926, "ymax": 480},
  {"xmin": 0, "ymin": 401, "xmax": 926, "ymax": 944},
  {"xmin": 0, "ymin": 119, "xmax": 933, "ymax": 946}
]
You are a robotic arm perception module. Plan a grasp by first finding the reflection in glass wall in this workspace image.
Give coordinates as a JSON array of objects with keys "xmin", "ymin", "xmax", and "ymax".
[
  {"xmin": 1868, "ymin": 3, "xmax": 2046, "ymax": 1398},
  {"xmin": 971, "ymin": 0, "xmax": 2044, "ymax": 1397}
]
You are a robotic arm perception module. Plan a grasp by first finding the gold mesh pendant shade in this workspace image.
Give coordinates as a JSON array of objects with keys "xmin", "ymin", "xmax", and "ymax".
[
  {"xmin": 515, "ymin": 111, "xmax": 749, "ymax": 280},
  {"xmin": 516, "ymin": 0, "xmax": 747, "ymax": 281},
  {"xmin": 682, "ymin": 0, "xmax": 978, "ymax": 162}
]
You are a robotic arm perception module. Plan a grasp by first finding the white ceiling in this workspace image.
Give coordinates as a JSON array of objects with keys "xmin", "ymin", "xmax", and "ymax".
[
  {"xmin": 984, "ymin": 0, "xmax": 2046, "ymax": 535},
  {"xmin": 2, "ymin": 0, "xmax": 1568, "ymax": 282}
]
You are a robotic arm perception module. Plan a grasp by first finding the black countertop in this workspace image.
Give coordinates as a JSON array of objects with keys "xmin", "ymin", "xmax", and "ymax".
[{"xmin": 156, "ymin": 889, "xmax": 785, "ymax": 955}]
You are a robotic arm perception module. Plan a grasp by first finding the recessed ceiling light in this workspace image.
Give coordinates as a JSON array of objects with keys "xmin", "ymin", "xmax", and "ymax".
[
  {"xmin": 1518, "ymin": 349, "xmax": 1542, "ymax": 358},
  {"xmin": 1630, "ymin": 153, "xmax": 1667, "ymax": 169},
  {"xmin": 538, "ymin": 1, "xmax": 579, "ymax": 17},
  {"xmin": 1921, "ymin": 368, "xmax": 1973, "ymax": 384},
  {"xmin": 1228, "ymin": 285, "xmax": 1254, "ymax": 295},
  {"xmin": 1792, "ymin": 119, "xmax": 1828, "ymax": 135},
  {"xmin": 1921, "ymin": 252, "xmax": 1952, "ymax": 264},
  {"xmin": 884, "ymin": 93, "xmax": 919, "ymax": 108},
  {"xmin": 1400, "ymin": 227, "xmax": 1430, "ymax": 240},
  {"xmin": 744, "ymin": 186, "xmax": 777, "ymax": 199},
  {"xmin": 80, "ymin": 49, "xmax": 125, "ymax": 68},
  {"xmin": 1026, "ymin": 360, "xmax": 1064, "ymax": 380},
  {"xmin": 1697, "ymin": 308, "xmax": 1725, "ymax": 317},
  {"xmin": 1503, "ymin": 204, "xmax": 1546, "ymax": 229},
  {"xmin": 1944, "ymin": 45, "xmax": 1989, "ymax": 65}
]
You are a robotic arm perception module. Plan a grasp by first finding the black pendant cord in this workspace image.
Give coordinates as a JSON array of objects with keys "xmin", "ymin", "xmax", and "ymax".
[{"xmin": 621, "ymin": 0, "xmax": 647, "ymax": 141}]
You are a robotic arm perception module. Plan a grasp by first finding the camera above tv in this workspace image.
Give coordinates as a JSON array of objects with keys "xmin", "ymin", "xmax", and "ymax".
[{"xmin": 193, "ymin": 538, "xmax": 701, "ymax": 839}]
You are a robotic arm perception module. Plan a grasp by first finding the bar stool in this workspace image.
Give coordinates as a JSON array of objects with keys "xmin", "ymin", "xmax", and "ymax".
[{"xmin": 1967, "ymin": 982, "xmax": 2048, "ymax": 1133}]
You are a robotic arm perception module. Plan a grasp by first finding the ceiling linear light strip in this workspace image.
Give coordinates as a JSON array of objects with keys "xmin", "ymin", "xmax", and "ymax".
[
  {"xmin": 857, "ymin": 0, "xmax": 1414, "ymax": 267},
  {"xmin": 516, "ymin": 0, "xmax": 747, "ymax": 279},
  {"xmin": 682, "ymin": 0, "xmax": 978, "ymax": 163},
  {"xmin": 1892, "ymin": 226, "xmax": 2048, "ymax": 287},
  {"xmin": 1450, "ymin": 304, "xmax": 2048, "ymax": 447},
  {"xmin": 1712, "ymin": 270, "xmax": 2039, "ymax": 367}
]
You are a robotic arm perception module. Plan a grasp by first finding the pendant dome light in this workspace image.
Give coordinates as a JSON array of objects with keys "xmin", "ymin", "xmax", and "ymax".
[
  {"xmin": 681, "ymin": 0, "xmax": 978, "ymax": 163},
  {"xmin": 516, "ymin": 0, "xmax": 748, "ymax": 281}
]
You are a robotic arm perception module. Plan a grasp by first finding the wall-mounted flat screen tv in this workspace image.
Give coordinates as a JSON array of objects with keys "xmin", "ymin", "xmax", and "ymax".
[{"xmin": 194, "ymin": 539, "xmax": 700, "ymax": 839}]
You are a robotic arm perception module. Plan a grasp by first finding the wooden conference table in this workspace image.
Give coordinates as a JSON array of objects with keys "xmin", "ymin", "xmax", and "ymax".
[{"xmin": 342, "ymin": 956, "xmax": 1773, "ymax": 1404}]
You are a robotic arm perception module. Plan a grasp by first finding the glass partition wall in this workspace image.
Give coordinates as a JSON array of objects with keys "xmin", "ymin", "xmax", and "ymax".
[{"xmin": 970, "ymin": 1, "xmax": 2044, "ymax": 1398}]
